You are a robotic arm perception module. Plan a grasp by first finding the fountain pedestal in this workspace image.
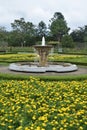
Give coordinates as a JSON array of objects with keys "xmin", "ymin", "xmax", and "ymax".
[{"xmin": 34, "ymin": 45, "xmax": 52, "ymax": 66}]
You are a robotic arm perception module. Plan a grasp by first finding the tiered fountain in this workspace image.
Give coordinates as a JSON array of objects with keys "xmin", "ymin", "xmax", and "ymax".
[
  {"xmin": 34, "ymin": 37, "xmax": 52, "ymax": 67},
  {"xmin": 9, "ymin": 37, "xmax": 78, "ymax": 73}
]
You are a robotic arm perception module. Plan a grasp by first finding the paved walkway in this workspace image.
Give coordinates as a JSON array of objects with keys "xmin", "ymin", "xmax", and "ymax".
[{"xmin": 0, "ymin": 65, "xmax": 87, "ymax": 76}]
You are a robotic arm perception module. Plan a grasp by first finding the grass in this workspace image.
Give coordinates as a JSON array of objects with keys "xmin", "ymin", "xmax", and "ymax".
[{"xmin": 0, "ymin": 72, "xmax": 87, "ymax": 81}]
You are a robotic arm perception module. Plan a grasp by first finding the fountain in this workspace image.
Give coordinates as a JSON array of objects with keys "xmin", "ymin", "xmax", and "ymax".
[
  {"xmin": 9, "ymin": 37, "xmax": 78, "ymax": 73},
  {"xmin": 34, "ymin": 37, "xmax": 52, "ymax": 67}
]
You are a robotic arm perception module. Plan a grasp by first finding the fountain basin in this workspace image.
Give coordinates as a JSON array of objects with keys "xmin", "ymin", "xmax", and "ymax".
[{"xmin": 9, "ymin": 63, "xmax": 78, "ymax": 73}]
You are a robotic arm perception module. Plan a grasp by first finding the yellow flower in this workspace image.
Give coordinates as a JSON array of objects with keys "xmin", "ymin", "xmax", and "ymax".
[
  {"xmin": 8, "ymin": 126, "xmax": 13, "ymax": 129},
  {"xmin": 85, "ymin": 122, "xmax": 87, "ymax": 125},
  {"xmin": 42, "ymin": 123, "xmax": 46, "ymax": 127},
  {"xmin": 52, "ymin": 127, "xmax": 57, "ymax": 130},
  {"xmin": 32, "ymin": 115, "xmax": 36, "ymax": 120},
  {"xmin": 16, "ymin": 126, "xmax": 23, "ymax": 130},
  {"xmin": 38, "ymin": 116, "xmax": 47, "ymax": 121},
  {"xmin": 1, "ymin": 123, "xmax": 5, "ymax": 126},
  {"xmin": 59, "ymin": 128, "xmax": 63, "ymax": 130},
  {"xmin": 25, "ymin": 127, "xmax": 30, "ymax": 130},
  {"xmin": 36, "ymin": 126, "xmax": 41, "ymax": 130},
  {"xmin": 79, "ymin": 126, "xmax": 83, "ymax": 130}
]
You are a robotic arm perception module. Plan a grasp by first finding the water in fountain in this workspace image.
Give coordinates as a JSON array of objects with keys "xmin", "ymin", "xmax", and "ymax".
[{"xmin": 42, "ymin": 36, "xmax": 45, "ymax": 46}]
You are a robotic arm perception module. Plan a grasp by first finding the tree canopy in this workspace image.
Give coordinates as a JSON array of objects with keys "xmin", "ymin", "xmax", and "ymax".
[
  {"xmin": 36, "ymin": 21, "xmax": 47, "ymax": 37},
  {"xmin": 0, "ymin": 12, "xmax": 87, "ymax": 48},
  {"xmin": 49, "ymin": 12, "xmax": 70, "ymax": 42}
]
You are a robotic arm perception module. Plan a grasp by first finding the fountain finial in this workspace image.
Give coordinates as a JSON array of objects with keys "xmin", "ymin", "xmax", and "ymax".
[{"xmin": 42, "ymin": 36, "xmax": 45, "ymax": 46}]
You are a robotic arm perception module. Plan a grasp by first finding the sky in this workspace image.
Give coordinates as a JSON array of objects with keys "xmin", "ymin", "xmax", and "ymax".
[{"xmin": 0, "ymin": 0, "xmax": 87, "ymax": 32}]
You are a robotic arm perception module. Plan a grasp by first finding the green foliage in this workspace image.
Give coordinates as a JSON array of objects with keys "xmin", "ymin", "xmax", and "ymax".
[
  {"xmin": 36, "ymin": 21, "xmax": 47, "ymax": 37},
  {"xmin": 0, "ymin": 14, "xmax": 87, "ymax": 49},
  {"xmin": 70, "ymin": 28, "xmax": 84, "ymax": 43},
  {"xmin": 8, "ymin": 31, "xmax": 24, "ymax": 46},
  {"xmin": 1, "ymin": 14, "xmax": 87, "ymax": 49},
  {"xmin": 61, "ymin": 34, "xmax": 75, "ymax": 48},
  {"xmin": 70, "ymin": 25, "xmax": 87, "ymax": 48},
  {"xmin": 0, "ymin": 26, "xmax": 8, "ymax": 42},
  {"xmin": 12, "ymin": 47, "xmax": 34, "ymax": 52},
  {"xmin": 49, "ymin": 12, "xmax": 70, "ymax": 41},
  {"xmin": 11, "ymin": 18, "xmax": 35, "ymax": 36},
  {"xmin": 10, "ymin": 18, "xmax": 36, "ymax": 47},
  {"xmin": 0, "ymin": 72, "xmax": 87, "ymax": 81},
  {"xmin": 61, "ymin": 47, "xmax": 87, "ymax": 54}
]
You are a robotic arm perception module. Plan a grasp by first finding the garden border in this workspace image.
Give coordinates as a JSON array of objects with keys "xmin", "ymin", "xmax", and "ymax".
[{"xmin": 0, "ymin": 65, "xmax": 87, "ymax": 81}]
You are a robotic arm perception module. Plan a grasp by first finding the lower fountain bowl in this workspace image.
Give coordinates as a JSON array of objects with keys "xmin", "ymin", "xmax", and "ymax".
[{"xmin": 9, "ymin": 62, "xmax": 78, "ymax": 73}]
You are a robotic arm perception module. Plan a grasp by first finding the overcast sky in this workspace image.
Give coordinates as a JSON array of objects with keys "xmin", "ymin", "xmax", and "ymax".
[{"xmin": 0, "ymin": 0, "xmax": 87, "ymax": 31}]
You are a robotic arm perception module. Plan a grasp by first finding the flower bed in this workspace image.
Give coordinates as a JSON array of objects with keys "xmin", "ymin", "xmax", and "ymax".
[
  {"xmin": 0, "ymin": 53, "xmax": 37, "ymax": 62},
  {"xmin": 0, "ymin": 53, "xmax": 87, "ymax": 65},
  {"xmin": 0, "ymin": 77, "xmax": 87, "ymax": 130}
]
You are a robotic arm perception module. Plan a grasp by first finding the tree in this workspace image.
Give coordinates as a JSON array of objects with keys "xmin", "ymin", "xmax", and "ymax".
[
  {"xmin": 11, "ymin": 18, "xmax": 36, "ymax": 46},
  {"xmin": 70, "ymin": 25, "xmax": 87, "ymax": 48},
  {"xmin": 50, "ymin": 12, "xmax": 64, "ymax": 22},
  {"xmin": 49, "ymin": 12, "xmax": 70, "ymax": 42},
  {"xmin": 0, "ymin": 26, "xmax": 8, "ymax": 50},
  {"xmin": 36, "ymin": 21, "xmax": 48, "ymax": 39},
  {"xmin": 8, "ymin": 31, "xmax": 24, "ymax": 47},
  {"xmin": 70, "ymin": 28, "xmax": 84, "ymax": 43},
  {"xmin": 0, "ymin": 26, "xmax": 7, "ymax": 42},
  {"xmin": 83, "ymin": 26, "xmax": 87, "ymax": 43},
  {"xmin": 61, "ymin": 34, "xmax": 74, "ymax": 48}
]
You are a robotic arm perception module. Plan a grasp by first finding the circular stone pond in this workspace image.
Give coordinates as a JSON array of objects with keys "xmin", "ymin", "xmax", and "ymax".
[{"xmin": 9, "ymin": 62, "xmax": 78, "ymax": 73}]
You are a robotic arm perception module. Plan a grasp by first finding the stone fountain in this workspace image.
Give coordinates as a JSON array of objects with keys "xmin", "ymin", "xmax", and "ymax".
[
  {"xmin": 34, "ymin": 37, "xmax": 52, "ymax": 67},
  {"xmin": 9, "ymin": 37, "xmax": 78, "ymax": 73}
]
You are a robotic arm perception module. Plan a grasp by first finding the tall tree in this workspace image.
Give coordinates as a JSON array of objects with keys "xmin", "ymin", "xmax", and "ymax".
[
  {"xmin": 49, "ymin": 12, "xmax": 70, "ymax": 42},
  {"xmin": 11, "ymin": 18, "xmax": 36, "ymax": 46},
  {"xmin": 36, "ymin": 21, "xmax": 47, "ymax": 37},
  {"xmin": 11, "ymin": 18, "xmax": 35, "ymax": 35}
]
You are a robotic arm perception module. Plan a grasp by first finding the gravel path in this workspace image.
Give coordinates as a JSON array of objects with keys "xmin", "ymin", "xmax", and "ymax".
[{"xmin": 0, "ymin": 65, "xmax": 87, "ymax": 76}]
